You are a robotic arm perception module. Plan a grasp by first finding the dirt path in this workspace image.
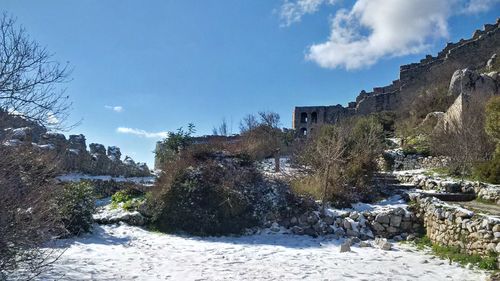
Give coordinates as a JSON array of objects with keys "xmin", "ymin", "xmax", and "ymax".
[{"xmin": 456, "ymin": 201, "xmax": 500, "ymax": 217}]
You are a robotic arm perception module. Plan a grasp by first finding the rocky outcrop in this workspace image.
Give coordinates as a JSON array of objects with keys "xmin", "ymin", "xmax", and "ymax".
[
  {"xmin": 448, "ymin": 68, "xmax": 498, "ymax": 97},
  {"xmin": 0, "ymin": 113, "xmax": 151, "ymax": 177}
]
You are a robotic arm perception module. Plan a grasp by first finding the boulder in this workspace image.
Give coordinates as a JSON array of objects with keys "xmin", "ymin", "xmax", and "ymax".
[
  {"xmin": 340, "ymin": 241, "xmax": 351, "ymax": 253},
  {"xmin": 90, "ymin": 143, "xmax": 106, "ymax": 155},
  {"xmin": 107, "ymin": 146, "xmax": 122, "ymax": 161},
  {"xmin": 374, "ymin": 238, "xmax": 392, "ymax": 250},
  {"xmin": 448, "ymin": 69, "xmax": 497, "ymax": 98}
]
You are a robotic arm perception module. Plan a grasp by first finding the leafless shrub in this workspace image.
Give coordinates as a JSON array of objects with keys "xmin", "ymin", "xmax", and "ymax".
[
  {"xmin": 0, "ymin": 145, "xmax": 66, "ymax": 279},
  {"xmin": 295, "ymin": 116, "xmax": 385, "ymax": 208},
  {"xmin": 431, "ymin": 94, "xmax": 495, "ymax": 177}
]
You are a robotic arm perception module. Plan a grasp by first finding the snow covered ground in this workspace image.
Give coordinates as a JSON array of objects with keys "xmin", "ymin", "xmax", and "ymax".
[
  {"xmin": 57, "ymin": 173, "xmax": 156, "ymax": 184},
  {"xmin": 34, "ymin": 224, "xmax": 488, "ymax": 281}
]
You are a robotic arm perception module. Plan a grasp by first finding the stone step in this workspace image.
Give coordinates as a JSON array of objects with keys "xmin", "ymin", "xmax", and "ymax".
[{"xmin": 420, "ymin": 192, "xmax": 476, "ymax": 202}]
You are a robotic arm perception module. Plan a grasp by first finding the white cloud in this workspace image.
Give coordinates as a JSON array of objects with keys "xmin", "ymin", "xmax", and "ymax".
[
  {"xmin": 306, "ymin": 0, "xmax": 453, "ymax": 70},
  {"xmin": 116, "ymin": 127, "xmax": 168, "ymax": 139},
  {"xmin": 47, "ymin": 112, "xmax": 59, "ymax": 125},
  {"xmin": 105, "ymin": 105, "xmax": 124, "ymax": 113},
  {"xmin": 280, "ymin": 0, "xmax": 337, "ymax": 26},
  {"xmin": 461, "ymin": 0, "xmax": 500, "ymax": 14},
  {"xmin": 281, "ymin": 0, "xmax": 498, "ymax": 70}
]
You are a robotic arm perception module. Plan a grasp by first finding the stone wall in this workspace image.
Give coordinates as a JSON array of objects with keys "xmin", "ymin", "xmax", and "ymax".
[
  {"xmin": 388, "ymin": 152, "xmax": 450, "ymax": 171},
  {"xmin": 279, "ymin": 198, "xmax": 421, "ymax": 239},
  {"xmin": 410, "ymin": 194, "xmax": 500, "ymax": 257},
  {"xmin": 397, "ymin": 173, "xmax": 500, "ymax": 204},
  {"xmin": 293, "ymin": 19, "xmax": 500, "ymax": 128},
  {"xmin": 292, "ymin": 105, "xmax": 355, "ymax": 136}
]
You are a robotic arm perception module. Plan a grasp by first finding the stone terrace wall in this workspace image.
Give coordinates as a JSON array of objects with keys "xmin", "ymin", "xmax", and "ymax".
[
  {"xmin": 410, "ymin": 194, "xmax": 500, "ymax": 257},
  {"xmin": 397, "ymin": 173, "xmax": 500, "ymax": 204}
]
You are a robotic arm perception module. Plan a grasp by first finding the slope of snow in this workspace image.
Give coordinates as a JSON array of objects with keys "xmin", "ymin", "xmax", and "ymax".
[{"xmin": 35, "ymin": 224, "xmax": 488, "ymax": 281}]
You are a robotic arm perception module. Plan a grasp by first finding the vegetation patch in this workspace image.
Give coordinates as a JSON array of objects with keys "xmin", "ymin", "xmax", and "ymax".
[
  {"xmin": 410, "ymin": 236, "xmax": 498, "ymax": 270},
  {"xmin": 57, "ymin": 182, "xmax": 96, "ymax": 236},
  {"xmin": 111, "ymin": 189, "xmax": 144, "ymax": 211}
]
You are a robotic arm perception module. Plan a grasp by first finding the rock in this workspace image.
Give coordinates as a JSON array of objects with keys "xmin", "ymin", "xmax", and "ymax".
[
  {"xmin": 486, "ymin": 53, "xmax": 497, "ymax": 71},
  {"xmin": 340, "ymin": 241, "xmax": 351, "ymax": 253},
  {"xmin": 69, "ymin": 134, "xmax": 87, "ymax": 150},
  {"xmin": 448, "ymin": 68, "xmax": 497, "ymax": 98},
  {"xmin": 375, "ymin": 214, "xmax": 390, "ymax": 224},
  {"xmin": 304, "ymin": 227, "xmax": 317, "ymax": 237},
  {"xmin": 350, "ymin": 212, "xmax": 359, "ymax": 220},
  {"xmin": 323, "ymin": 215, "xmax": 335, "ymax": 225},
  {"xmin": 493, "ymin": 224, "xmax": 500, "ymax": 232},
  {"xmin": 351, "ymin": 237, "xmax": 361, "ymax": 244},
  {"xmin": 393, "ymin": 235, "xmax": 403, "ymax": 242},
  {"xmin": 270, "ymin": 222, "xmax": 280, "ymax": 232},
  {"xmin": 386, "ymin": 226, "xmax": 398, "ymax": 233},
  {"xmin": 359, "ymin": 241, "xmax": 372, "ymax": 247},
  {"xmin": 291, "ymin": 226, "xmax": 304, "ymax": 235},
  {"xmin": 406, "ymin": 234, "xmax": 416, "ymax": 241},
  {"xmin": 343, "ymin": 219, "xmax": 352, "ymax": 230},
  {"xmin": 107, "ymin": 146, "xmax": 122, "ymax": 161},
  {"xmin": 390, "ymin": 215, "xmax": 402, "ymax": 227},
  {"xmin": 374, "ymin": 238, "xmax": 392, "ymax": 251},
  {"xmin": 371, "ymin": 222, "xmax": 385, "ymax": 232},
  {"xmin": 90, "ymin": 143, "xmax": 106, "ymax": 155}
]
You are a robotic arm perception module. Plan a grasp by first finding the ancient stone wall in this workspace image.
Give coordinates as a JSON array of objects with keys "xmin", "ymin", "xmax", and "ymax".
[
  {"xmin": 292, "ymin": 105, "xmax": 355, "ymax": 136},
  {"xmin": 410, "ymin": 194, "xmax": 500, "ymax": 257},
  {"xmin": 294, "ymin": 19, "xmax": 500, "ymax": 127}
]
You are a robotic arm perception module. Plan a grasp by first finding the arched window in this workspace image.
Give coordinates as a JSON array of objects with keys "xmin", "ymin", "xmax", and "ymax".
[
  {"xmin": 300, "ymin": 112, "xmax": 308, "ymax": 123},
  {"xmin": 300, "ymin": 128, "xmax": 307, "ymax": 136},
  {"xmin": 311, "ymin": 112, "xmax": 317, "ymax": 123}
]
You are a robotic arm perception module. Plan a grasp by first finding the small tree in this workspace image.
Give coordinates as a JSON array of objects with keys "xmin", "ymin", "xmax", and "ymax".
[
  {"xmin": 212, "ymin": 118, "xmax": 228, "ymax": 136},
  {"xmin": 0, "ymin": 14, "xmax": 72, "ymax": 129},
  {"xmin": 239, "ymin": 111, "xmax": 284, "ymax": 171},
  {"xmin": 297, "ymin": 116, "xmax": 384, "ymax": 208},
  {"xmin": 155, "ymin": 123, "xmax": 196, "ymax": 165}
]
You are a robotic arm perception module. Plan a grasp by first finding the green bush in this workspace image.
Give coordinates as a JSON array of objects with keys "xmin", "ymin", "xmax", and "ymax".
[
  {"xmin": 148, "ymin": 148, "xmax": 264, "ymax": 236},
  {"xmin": 111, "ymin": 188, "xmax": 144, "ymax": 211},
  {"xmin": 402, "ymin": 135, "xmax": 430, "ymax": 156},
  {"xmin": 57, "ymin": 182, "xmax": 96, "ymax": 236},
  {"xmin": 472, "ymin": 152, "xmax": 500, "ymax": 184}
]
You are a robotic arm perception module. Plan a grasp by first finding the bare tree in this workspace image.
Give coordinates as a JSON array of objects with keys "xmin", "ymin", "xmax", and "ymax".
[
  {"xmin": 313, "ymin": 124, "xmax": 350, "ymax": 210},
  {"xmin": 296, "ymin": 116, "xmax": 384, "ymax": 208},
  {"xmin": 239, "ymin": 114, "xmax": 258, "ymax": 134},
  {"xmin": 213, "ymin": 118, "xmax": 228, "ymax": 136},
  {"xmin": 431, "ymin": 94, "xmax": 495, "ymax": 178},
  {"xmin": 0, "ymin": 13, "xmax": 72, "ymax": 130}
]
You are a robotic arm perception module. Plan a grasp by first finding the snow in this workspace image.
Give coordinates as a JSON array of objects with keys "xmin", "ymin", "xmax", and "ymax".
[
  {"xmin": 34, "ymin": 223, "xmax": 488, "ymax": 281},
  {"xmin": 348, "ymin": 195, "xmax": 409, "ymax": 213},
  {"xmin": 258, "ymin": 157, "xmax": 303, "ymax": 177},
  {"xmin": 57, "ymin": 173, "xmax": 155, "ymax": 184}
]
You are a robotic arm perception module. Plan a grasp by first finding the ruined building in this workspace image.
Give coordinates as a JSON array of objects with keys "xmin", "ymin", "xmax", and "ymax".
[{"xmin": 293, "ymin": 19, "xmax": 500, "ymax": 136}]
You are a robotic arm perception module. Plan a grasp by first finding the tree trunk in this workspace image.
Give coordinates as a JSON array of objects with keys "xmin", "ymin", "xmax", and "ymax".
[{"xmin": 274, "ymin": 148, "xmax": 280, "ymax": 172}]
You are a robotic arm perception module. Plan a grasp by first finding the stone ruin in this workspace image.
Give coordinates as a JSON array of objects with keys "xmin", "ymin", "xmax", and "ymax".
[
  {"xmin": 0, "ymin": 112, "xmax": 151, "ymax": 178},
  {"xmin": 293, "ymin": 19, "xmax": 500, "ymax": 135}
]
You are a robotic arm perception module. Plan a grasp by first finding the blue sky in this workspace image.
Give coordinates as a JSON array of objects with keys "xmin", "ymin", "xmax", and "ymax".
[{"xmin": 2, "ymin": 0, "xmax": 499, "ymax": 167}]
